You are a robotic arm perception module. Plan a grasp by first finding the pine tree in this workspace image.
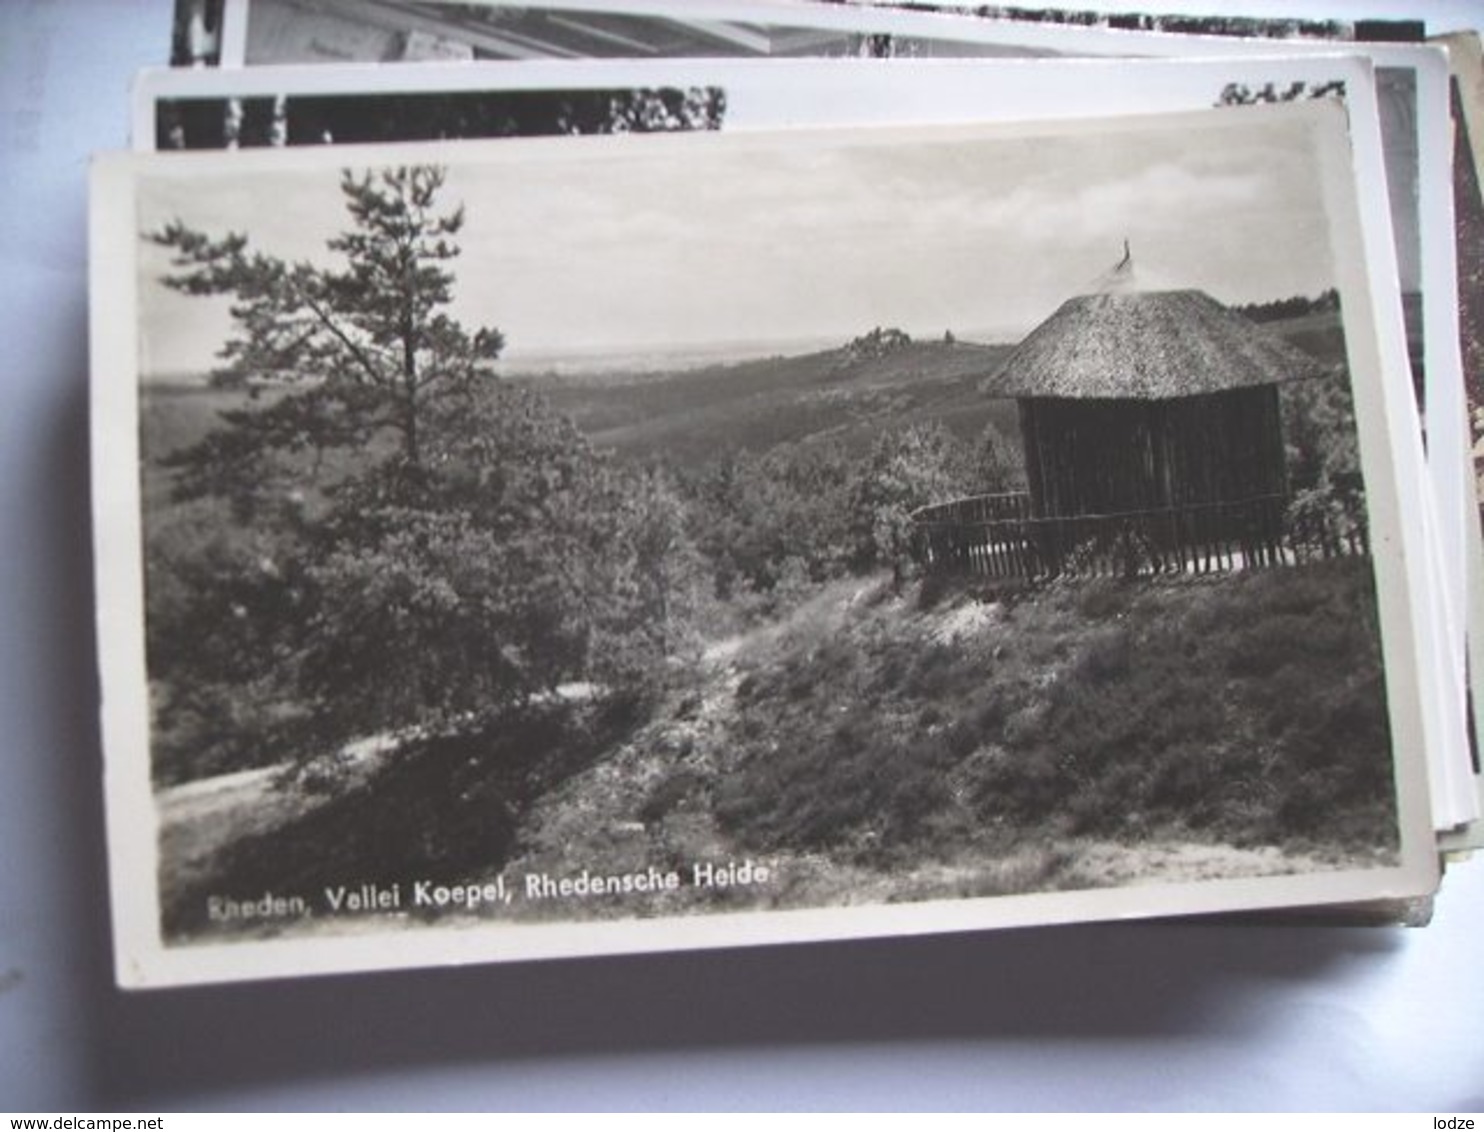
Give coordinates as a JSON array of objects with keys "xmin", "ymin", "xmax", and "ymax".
[
  {"xmin": 146, "ymin": 166, "xmax": 651, "ymax": 774},
  {"xmin": 153, "ymin": 165, "xmax": 504, "ymax": 511}
]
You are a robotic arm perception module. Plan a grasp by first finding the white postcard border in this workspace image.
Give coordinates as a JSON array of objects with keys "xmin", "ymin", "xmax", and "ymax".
[{"xmin": 93, "ymin": 107, "xmax": 1439, "ymax": 987}]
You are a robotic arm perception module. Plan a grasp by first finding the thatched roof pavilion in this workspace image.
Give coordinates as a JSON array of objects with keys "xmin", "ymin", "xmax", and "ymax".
[
  {"xmin": 987, "ymin": 289, "xmax": 1326, "ymax": 401},
  {"xmin": 984, "ymin": 280, "xmax": 1327, "ymax": 567}
]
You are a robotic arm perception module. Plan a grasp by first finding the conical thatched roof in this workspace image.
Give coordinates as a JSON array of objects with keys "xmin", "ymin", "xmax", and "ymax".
[{"xmin": 985, "ymin": 289, "xmax": 1327, "ymax": 400}]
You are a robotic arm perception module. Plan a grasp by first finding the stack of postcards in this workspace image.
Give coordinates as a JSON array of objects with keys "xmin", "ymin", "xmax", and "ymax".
[{"xmin": 89, "ymin": 0, "xmax": 1484, "ymax": 988}]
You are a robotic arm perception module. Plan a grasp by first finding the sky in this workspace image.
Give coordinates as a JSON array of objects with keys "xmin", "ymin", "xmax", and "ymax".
[{"xmin": 135, "ymin": 103, "xmax": 1342, "ymax": 376}]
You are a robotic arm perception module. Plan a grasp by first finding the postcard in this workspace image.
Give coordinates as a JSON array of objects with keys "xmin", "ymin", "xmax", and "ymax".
[
  {"xmin": 1434, "ymin": 30, "xmax": 1484, "ymax": 849},
  {"xmin": 92, "ymin": 101, "xmax": 1439, "ymax": 986},
  {"xmin": 864, "ymin": 1, "xmax": 1479, "ymax": 38},
  {"xmin": 132, "ymin": 51, "xmax": 1475, "ymax": 845},
  {"xmin": 215, "ymin": 0, "xmax": 1055, "ymax": 66},
  {"xmin": 196, "ymin": 0, "xmax": 1478, "ymax": 832}
]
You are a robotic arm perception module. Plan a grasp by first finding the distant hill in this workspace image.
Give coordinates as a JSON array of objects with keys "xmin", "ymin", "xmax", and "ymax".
[
  {"xmin": 522, "ymin": 337, "xmax": 1017, "ymax": 469},
  {"xmin": 141, "ymin": 337, "xmax": 1023, "ymax": 480}
]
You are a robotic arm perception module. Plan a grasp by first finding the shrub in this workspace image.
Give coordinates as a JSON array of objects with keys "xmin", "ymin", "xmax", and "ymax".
[{"xmin": 714, "ymin": 559, "xmax": 1396, "ymax": 863}]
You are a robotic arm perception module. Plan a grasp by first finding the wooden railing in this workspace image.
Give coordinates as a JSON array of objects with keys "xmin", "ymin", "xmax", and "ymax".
[{"xmin": 911, "ymin": 493, "xmax": 1366, "ymax": 581}]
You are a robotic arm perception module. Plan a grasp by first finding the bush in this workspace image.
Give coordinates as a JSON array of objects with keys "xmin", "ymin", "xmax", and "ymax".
[
  {"xmin": 715, "ymin": 561, "xmax": 1397, "ymax": 860},
  {"xmin": 145, "ymin": 166, "xmax": 713, "ymax": 784}
]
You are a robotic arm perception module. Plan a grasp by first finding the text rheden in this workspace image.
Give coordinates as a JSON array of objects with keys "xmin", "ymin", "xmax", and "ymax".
[{"xmin": 204, "ymin": 859, "xmax": 776, "ymax": 921}]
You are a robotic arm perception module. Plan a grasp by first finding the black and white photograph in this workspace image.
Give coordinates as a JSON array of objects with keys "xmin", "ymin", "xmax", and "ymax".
[
  {"xmin": 874, "ymin": 0, "xmax": 1483, "ymax": 36},
  {"xmin": 133, "ymin": 45, "xmax": 1480, "ymax": 830},
  {"xmin": 1436, "ymin": 28, "xmax": 1484, "ymax": 844},
  {"xmin": 91, "ymin": 103, "xmax": 1437, "ymax": 987},
  {"xmin": 182, "ymin": 2, "xmax": 1478, "ymax": 816},
  {"xmin": 224, "ymin": 0, "xmax": 1033, "ymax": 65},
  {"xmin": 855, "ymin": 2, "xmax": 1375, "ymax": 40},
  {"xmin": 170, "ymin": 0, "xmax": 229, "ymax": 67},
  {"xmin": 153, "ymin": 83, "xmax": 731, "ymax": 151}
]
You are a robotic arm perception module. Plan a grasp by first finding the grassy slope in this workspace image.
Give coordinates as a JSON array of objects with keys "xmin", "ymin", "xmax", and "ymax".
[
  {"xmin": 507, "ymin": 559, "xmax": 1398, "ymax": 919},
  {"xmin": 159, "ymin": 557, "xmax": 1401, "ymax": 940},
  {"xmin": 709, "ymin": 560, "xmax": 1397, "ymax": 861},
  {"xmin": 157, "ymin": 701, "xmax": 641, "ymax": 938}
]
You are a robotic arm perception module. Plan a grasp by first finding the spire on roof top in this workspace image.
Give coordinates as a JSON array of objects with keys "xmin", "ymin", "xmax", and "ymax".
[{"xmin": 1089, "ymin": 239, "xmax": 1139, "ymax": 294}]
